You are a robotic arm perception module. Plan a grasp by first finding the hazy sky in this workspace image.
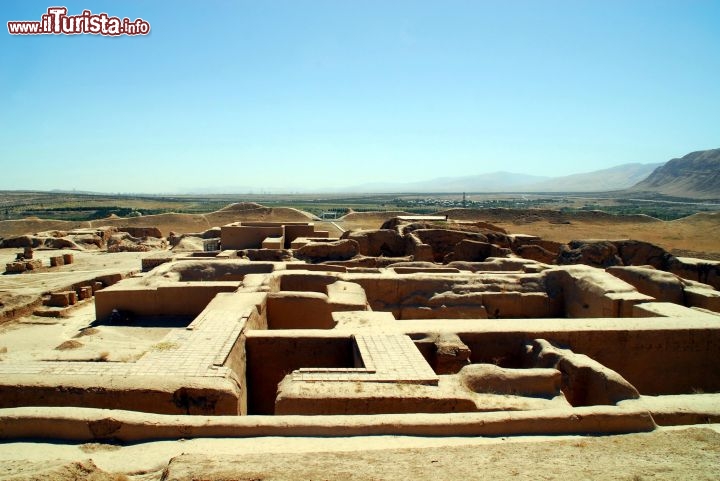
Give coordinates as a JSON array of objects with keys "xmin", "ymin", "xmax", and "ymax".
[{"xmin": 1, "ymin": 1, "xmax": 718, "ymax": 193}]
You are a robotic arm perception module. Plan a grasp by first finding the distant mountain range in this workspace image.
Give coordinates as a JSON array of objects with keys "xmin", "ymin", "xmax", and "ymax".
[
  {"xmin": 521, "ymin": 163, "xmax": 664, "ymax": 192},
  {"xmin": 180, "ymin": 148, "xmax": 720, "ymax": 200},
  {"xmin": 627, "ymin": 148, "xmax": 720, "ymax": 200},
  {"xmin": 339, "ymin": 148, "xmax": 720, "ymax": 199},
  {"xmin": 340, "ymin": 163, "xmax": 661, "ymax": 193},
  {"xmin": 342, "ymin": 172, "xmax": 550, "ymax": 193}
]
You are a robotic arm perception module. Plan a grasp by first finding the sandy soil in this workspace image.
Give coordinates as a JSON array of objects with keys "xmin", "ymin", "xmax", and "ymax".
[
  {"xmin": 491, "ymin": 212, "xmax": 720, "ymax": 257},
  {"xmin": 0, "ymin": 248, "xmax": 166, "ymax": 362},
  {"xmin": 0, "ymin": 426, "xmax": 717, "ymax": 480},
  {"xmin": 0, "ymin": 303, "xmax": 174, "ymax": 364}
]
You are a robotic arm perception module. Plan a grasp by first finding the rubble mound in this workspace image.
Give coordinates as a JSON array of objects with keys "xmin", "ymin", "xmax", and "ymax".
[
  {"xmin": 558, "ymin": 240, "xmax": 623, "ymax": 268},
  {"xmin": 1, "ymin": 226, "xmax": 168, "ymax": 254},
  {"xmin": 294, "ymin": 239, "xmax": 360, "ymax": 263},
  {"xmin": 169, "ymin": 227, "xmax": 221, "ymax": 251},
  {"xmin": 349, "ymin": 217, "xmax": 720, "ymax": 289},
  {"xmin": 107, "ymin": 232, "xmax": 167, "ymax": 253}
]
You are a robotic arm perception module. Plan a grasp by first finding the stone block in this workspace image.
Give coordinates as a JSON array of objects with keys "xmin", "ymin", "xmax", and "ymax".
[
  {"xmin": 78, "ymin": 286, "xmax": 93, "ymax": 300},
  {"xmin": 669, "ymin": 257, "xmax": 720, "ymax": 290},
  {"xmin": 142, "ymin": 253, "xmax": 175, "ymax": 272},
  {"xmin": 261, "ymin": 236, "xmax": 284, "ymax": 249},
  {"xmin": 434, "ymin": 334, "xmax": 471, "ymax": 374},
  {"xmin": 48, "ymin": 292, "xmax": 70, "ymax": 307},
  {"xmin": 684, "ymin": 287, "xmax": 720, "ymax": 313},
  {"xmin": 24, "ymin": 260, "xmax": 42, "ymax": 270},
  {"xmin": 632, "ymin": 302, "xmax": 705, "ymax": 318},
  {"xmin": 5, "ymin": 262, "xmax": 26, "ymax": 273},
  {"xmin": 606, "ymin": 266, "xmax": 684, "ymax": 304}
]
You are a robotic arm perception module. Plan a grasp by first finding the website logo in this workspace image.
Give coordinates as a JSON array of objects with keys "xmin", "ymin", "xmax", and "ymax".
[{"xmin": 8, "ymin": 7, "xmax": 151, "ymax": 36}]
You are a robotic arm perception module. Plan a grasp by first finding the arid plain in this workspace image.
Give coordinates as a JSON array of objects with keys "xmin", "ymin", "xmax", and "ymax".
[{"xmin": 0, "ymin": 201, "xmax": 718, "ymax": 481}]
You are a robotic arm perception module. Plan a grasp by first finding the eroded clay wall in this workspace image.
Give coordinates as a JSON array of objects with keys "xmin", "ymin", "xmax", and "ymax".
[
  {"xmin": 221, "ymin": 225, "xmax": 283, "ymax": 250},
  {"xmin": 266, "ymin": 292, "xmax": 335, "ymax": 329},
  {"xmin": 0, "ymin": 375, "xmax": 242, "ymax": 415},
  {"xmin": 94, "ymin": 282, "xmax": 240, "ymax": 321},
  {"xmin": 278, "ymin": 272, "xmax": 339, "ymax": 293},
  {"xmin": 410, "ymin": 321, "xmax": 720, "ymax": 395},
  {"xmin": 342, "ymin": 273, "xmax": 556, "ymax": 319},
  {"xmin": 284, "ymin": 224, "xmax": 322, "ymax": 248},
  {"xmin": 545, "ymin": 266, "xmax": 652, "ymax": 318},
  {"xmin": 220, "ymin": 307, "xmax": 266, "ymax": 415},
  {"xmin": 245, "ymin": 331, "xmax": 354, "ymax": 414}
]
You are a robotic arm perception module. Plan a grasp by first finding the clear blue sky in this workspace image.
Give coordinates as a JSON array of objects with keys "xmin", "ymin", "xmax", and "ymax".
[{"xmin": 1, "ymin": 1, "xmax": 718, "ymax": 193}]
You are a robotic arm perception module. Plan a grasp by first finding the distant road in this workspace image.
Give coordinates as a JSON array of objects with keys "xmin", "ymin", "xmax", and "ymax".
[
  {"xmin": 623, "ymin": 198, "xmax": 720, "ymax": 207},
  {"xmin": 559, "ymin": 194, "xmax": 720, "ymax": 208}
]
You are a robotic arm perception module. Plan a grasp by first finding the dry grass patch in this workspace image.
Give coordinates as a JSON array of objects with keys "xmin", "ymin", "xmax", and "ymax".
[
  {"xmin": 74, "ymin": 327, "xmax": 100, "ymax": 338},
  {"xmin": 55, "ymin": 340, "xmax": 83, "ymax": 350},
  {"xmin": 91, "ymin": 351, "xmax": 110, "ymax": 362},
  {"xmin": 151, "ymin": 341, "xmax": 179, "ymax": 351},
  {"xmin": 79, "ymin": 443, "xmax": 122, "ymax": 454}
]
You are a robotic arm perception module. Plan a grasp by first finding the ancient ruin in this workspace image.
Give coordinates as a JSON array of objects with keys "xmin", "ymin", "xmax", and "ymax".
[{"xmin": 0, "ymin": 213, "xmax": 718, "ymax": 447}]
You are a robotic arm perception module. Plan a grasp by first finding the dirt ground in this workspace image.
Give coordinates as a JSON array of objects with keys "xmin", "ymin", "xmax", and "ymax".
[
  {"xmin": 0, "ymin": 426, "xmax": 717, "ymax": 480},
  {"xmin": 0, "ymin": 247, "xmax": 186, "ymax": 363},
  {"xmin": 338, "ymin": 210, "xmax": 720, "ymax": 259},
  {"xmin": 0, "ymin": 249, "xmax": 146, "ymax": 326},
  {"xmin": 0, "ymin": 249, "xmax": 146, "ymax": 298},
  {"xmin": 491, "ymin": 213, "xmax": 720, "ymax": 259},
  {"xmin": 0, "ymin": 303, "xmax": 173, "ymax": 364}
]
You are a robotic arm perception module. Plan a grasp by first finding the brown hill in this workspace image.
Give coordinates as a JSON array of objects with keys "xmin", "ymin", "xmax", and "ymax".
[
  {"xmin": 0, "ymin": 203, "xmax": 316, "ymax": 239},
  {"xmin": 437, "ymin": 208, "xmax": 660, "ymax": 225},
  {"xmin": 89, "ymin": 213, "xmax": 212, "ymax": 237},
  {"xmin": 216, "ymin": 202, "xmax": 266, "ymax": 211},
  {"xmin": 206, "ymin": 203, "xmax": 315, "ymax": 226},
  {"xmin": 339, "ymin": 211, "xmax": 412, "ymax": 232},
  {"xmin": 0, "ymin": 218, "xmax": 92, "ymax": 238},
  {"xmin": 671, "ymin": 211, "xmax": 720, "ymax": 225},
  {"xmin": 628, "ymin": 148, "xmax": 720, "ymax": 199}
]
